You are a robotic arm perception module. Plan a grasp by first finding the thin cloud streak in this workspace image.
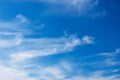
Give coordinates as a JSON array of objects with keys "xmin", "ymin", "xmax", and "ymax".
[
  {"xmin": 10, "ymin": 35, "xmax": 94, "ymax": 62},
  {"xmin": 0, "ymin": 15, "xmax": 94, "ymax": 62}
]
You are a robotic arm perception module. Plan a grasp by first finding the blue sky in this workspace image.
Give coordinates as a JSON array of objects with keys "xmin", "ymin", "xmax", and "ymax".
[{"xmin": 0, "ymin": 0, "xmax": 120, "ymax": 80}]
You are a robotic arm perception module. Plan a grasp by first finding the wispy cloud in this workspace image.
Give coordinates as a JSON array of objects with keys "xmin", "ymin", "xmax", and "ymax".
[
  {"xmin": 2, "ymin": 0, "xmax": 106, "ymax": 18},
  {"xmin": 1, "ymin": 15, "xmax": 119, "ymax": 80},
  {"xmin": 99, "ymin": 48, "xmax": 120, "ymax": 66},
  {"xmin": 0, "ymin": 15, "xmax": 29, "ymax": 35},
  {"xmin": 0, "ymin": 34, "xmax": 22, "ymax": 48},
  {"xmin": 43, "ymin": 0, "xmax": 99, "ymax": 13},
  {"xmin": 1, "ymin": 59, "xmax": 120, "ymax": 80},
  {"xmin": 39, "ymin": 0, "xmax": 107, "ymax": 17},
  {"xmin": 82, "ymin": 35, "xmax": 94, "ymax": 44},
  {"xmin": 10, "ymin": 34, "xmax": 95, "ymax": 62},
  {"xmin": 0, "ymin": 64, "xmax": 36, "ymax": 80},
  {"xmin": 0, "ymin": 14, "xmax": 43, "ymax": 48},
  {"xmin": 0, "ymin": 15, "xmax": 95, "ymax": 80},
  {"xmin": 0, "ymin": 14, "xmax": 43, "ymax": 36},
  {"xmin": 64, "ymin": 0, "xmax": 99, "ymax": 13},
  {"xmin": 0, "ymin": 41, "xmax": 120, "ymax": 80},
  {"xmin": 78, "ymin": 48, "xmax": 120, "ymax": 73},
  {"xmin": 0, "ymin": 15, "xmax": 94, "ymax": 62}
]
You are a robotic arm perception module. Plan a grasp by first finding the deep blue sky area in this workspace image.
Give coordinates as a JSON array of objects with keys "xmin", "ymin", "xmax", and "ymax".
[{"xmin": 0, "ymin": 0, "xmax": 120, "ymax": 80}]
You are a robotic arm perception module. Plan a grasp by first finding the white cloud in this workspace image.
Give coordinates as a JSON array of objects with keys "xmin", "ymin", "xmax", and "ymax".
[
  {"xmin": 0, "ymin": 14, "xmax": 43, "ymax": 48},
  {"xmin": 0, "ymin": 14, "xmax": 40, "ymax": 37},
  {"xmin": 0, "ymin": 34, "xmax": 22, "ymax": 48},
  {"xmin": 100, "ymin": 48, "xmax": 120, "ymax": 57},
  {"xmin": 80, "ymin": 48, "xmax": 120, "ymax": 72},
  {"xmin": 10, "ymin": 35, "xmax": 94, "ymax": 62},
  {"xmin": 9, "ymin": 0, "xmax": 105, "ymax": 17},
  {"xmin": 32, "ymin": 61, "xmax": 120, "ymax": 80},
  {"xmin": 0, "ymin": 15, "xmax": 98, "ymax": 80},
  {"xmin": 0, "ymin": 15, "xmax": 94, "ymax": 63},
  {"xmin": 1, "ymin": 15, "xmax": 119, "ymax": 80},
  {"xmin": 65, "ymin": 0, "xmax": 99, "ymax": 12},
  {"xmin": 0, "ymin": 65, "xmax": 36, "ymax": 80},
  {"xmin": 1, "ymin": 61, "xmax": 118, "ymax": 80},
  {"xmin": 99, "ymin": 48, "xmax": 120, "ymax": 66},
  {"xmin": 15, "ymin": 14, "xmax": 29, "ymax": 23},
  {"xmin": 0, "ymin": 17, "xmax": 96, "ymax": 80},
  {"xmin": 10, "ymin": 60, "xmax": 119, "ymax": 80},
  {"xmin": 82, "ymin": 35, "xmax": 94, "ymax": 44},
  {"xmin": 38, "ymin": 66, "xmax": 65, "ymax": 80},
  {"xmin": 0, "ymin": 47, "xmax": 120, "ymax": 80},
  {"xmin": 0, "ymin": 16, "xmax": 27, "ymax": 35},
  {"xmin": 41, "ymin": 0, "xmax": 107, "ymax": 18}
]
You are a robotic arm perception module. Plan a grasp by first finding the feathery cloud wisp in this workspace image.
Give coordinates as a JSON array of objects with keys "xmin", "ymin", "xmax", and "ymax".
[
  {"xmin": 0, "ymin": 15, "xmax": 94, "ymax": 63},
  {"xmin": 10, "ymin": 35, "xmax": 94, "ymax": 62}
]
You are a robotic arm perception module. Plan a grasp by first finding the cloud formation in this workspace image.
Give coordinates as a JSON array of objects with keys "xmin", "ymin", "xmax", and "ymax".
[
  {"xmin": 10, "ymin": 35, "xmax": 95, "ymax": 62},
  {"xmin": 0, "ymin": 15, "xmax": 96, "ymax": 80},
  {"xmin": 0, "ymin": 15, "xmax": 94, "ymax": 63},
  {"xmin": 0, "ymin": 15, "xmax": 119, "ymax": 80}
]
